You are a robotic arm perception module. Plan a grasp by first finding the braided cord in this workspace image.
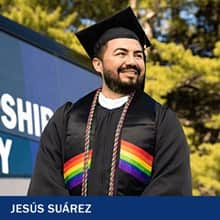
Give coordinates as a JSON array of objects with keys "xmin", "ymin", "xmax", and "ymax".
[
  {"xmin": 82, "ymin": 89, "xmax": 135, "ymax": 196},
  {"xmin": 108, "ymin": 92, "xmax": 135, "ymax": 196},
  {"xmin": 81, "ymin": 88, "xmax": 101, "ymax": 196}
]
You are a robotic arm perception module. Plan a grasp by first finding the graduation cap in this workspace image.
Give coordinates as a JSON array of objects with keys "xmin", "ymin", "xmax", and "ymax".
[{"xmin": 76, "ymin": 7, "xmax": 151, "ymax": 59}]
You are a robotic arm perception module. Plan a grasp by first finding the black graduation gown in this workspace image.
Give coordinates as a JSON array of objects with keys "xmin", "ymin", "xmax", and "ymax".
[{"xmin": 28, "ymin": 91, "xmax": 192, "ymax": 195}]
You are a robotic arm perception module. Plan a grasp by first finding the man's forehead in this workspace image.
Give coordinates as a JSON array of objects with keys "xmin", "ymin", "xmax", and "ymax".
[{"xmin": 106, "ymin": 38, "xmax": 144, "ymax": 51}]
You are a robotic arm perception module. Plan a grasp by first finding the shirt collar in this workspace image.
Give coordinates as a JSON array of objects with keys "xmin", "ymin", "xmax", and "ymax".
[{"xmin": 98, "ymin": 92, "xmax": 129, "ymax": 110}]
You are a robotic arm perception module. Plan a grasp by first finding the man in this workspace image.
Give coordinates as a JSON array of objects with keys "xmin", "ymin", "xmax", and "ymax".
[{"xmin": 28, "ymin": 7, "xmax": 192, "ymax": 196}]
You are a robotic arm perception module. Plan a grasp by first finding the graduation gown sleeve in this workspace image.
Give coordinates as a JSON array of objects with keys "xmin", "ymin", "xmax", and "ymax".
[
  {"xmin": 27, "ymin": 102, "xmax": 73, "ymax": 195},
  {"xmin": 142, "ymin": 107, "xmax": 192, "ymax": 195}
]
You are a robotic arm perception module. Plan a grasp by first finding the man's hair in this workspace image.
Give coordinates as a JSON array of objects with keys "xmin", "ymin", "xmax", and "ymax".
[{"xmin": 93, "ymin": 42, "xmax": 107, "ymax": 59}]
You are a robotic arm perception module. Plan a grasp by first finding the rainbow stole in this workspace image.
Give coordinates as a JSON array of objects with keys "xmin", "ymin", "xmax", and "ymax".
[
  {"xmin": 119, "ymin": 140, "xmax": 153, "ymax": 183},
  {"xmin": 63, "ymin": 150, "xmax": 92, "ymax": 189},
  {"xmin": 63, "ymin": 140, "xmax": 153, "ymax": 189}
]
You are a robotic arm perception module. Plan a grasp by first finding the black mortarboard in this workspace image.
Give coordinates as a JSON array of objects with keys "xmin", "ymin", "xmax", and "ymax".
[{"xmin": 76, "ymin": 7, "xmax": 151, "ymax": 58}]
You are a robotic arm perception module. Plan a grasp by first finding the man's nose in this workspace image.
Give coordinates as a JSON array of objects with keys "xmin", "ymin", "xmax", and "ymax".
[{"xmin": 124, "ymin": 54, "xmax": 137, "ymax": 65}]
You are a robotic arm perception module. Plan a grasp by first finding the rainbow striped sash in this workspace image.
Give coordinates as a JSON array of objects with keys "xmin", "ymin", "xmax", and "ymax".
[
  {"xmin": 119, "ymin": 140, "xmax": 153, "ymax": 183},
  {"xmin": 63, "ymin": 140, "xmax": 153, "ymax": 190},
  {"xmin": 63, "ymin": 150, "xmax": 92, "ymax": 189}
]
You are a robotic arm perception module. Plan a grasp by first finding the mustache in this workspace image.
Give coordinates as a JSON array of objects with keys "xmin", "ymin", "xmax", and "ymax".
[{"xmin": 117, "ymin": 65, "xmax": 141, "ymax": 75}]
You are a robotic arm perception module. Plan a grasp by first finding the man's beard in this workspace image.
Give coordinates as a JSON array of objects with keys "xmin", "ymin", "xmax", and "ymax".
[{"xmin": 103, "ymin": 65, "xmax": 145, "ymax": 95}]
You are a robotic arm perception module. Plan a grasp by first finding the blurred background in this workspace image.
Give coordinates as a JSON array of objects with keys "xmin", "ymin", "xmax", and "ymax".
[{"xmin": 0, "ymin": 0, "xmax": 219, "ymax": 195}]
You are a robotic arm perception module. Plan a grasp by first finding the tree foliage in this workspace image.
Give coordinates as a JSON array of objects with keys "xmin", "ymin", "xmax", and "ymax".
[
  {"xmin": 137, "ymin": 0, "xmax": 220, "ymax": 56},
  {"xmin": 0, "ymin": 0, "xmax": 219, "ymax": 195}
]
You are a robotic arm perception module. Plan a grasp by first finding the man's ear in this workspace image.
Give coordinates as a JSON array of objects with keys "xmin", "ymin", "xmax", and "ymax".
[{"xmin": 92, "ymin": 57, "xmax": 103, "ymax": 75}]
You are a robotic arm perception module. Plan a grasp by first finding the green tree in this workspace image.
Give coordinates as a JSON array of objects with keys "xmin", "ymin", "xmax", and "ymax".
[{"xmin": 132, "ymin": 0, "xmax": 220, "ymax": 56}]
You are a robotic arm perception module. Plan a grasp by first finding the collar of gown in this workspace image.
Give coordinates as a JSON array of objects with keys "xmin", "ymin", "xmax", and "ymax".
[{"xmin": 98, "ymin": 92, "xmax": 129, "ymax": 110}]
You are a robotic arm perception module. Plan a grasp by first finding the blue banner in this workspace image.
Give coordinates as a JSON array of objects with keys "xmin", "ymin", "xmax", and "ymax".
[
  {"xmin": 0, "ymin": 197, "xmax": 219, "ymax": 220},
  {"xmin": 0, "ymin": 29, "xmax": 100, "ymax": 177}
]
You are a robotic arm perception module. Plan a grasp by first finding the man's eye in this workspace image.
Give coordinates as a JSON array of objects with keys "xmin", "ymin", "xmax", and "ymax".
[
  {"xmin": 116, "ymin": 52, "xmax": 126, "ymax": 56},
  {"xmin": 135, "ymin": 54, "xmax": 143, "ymax": 59}
]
